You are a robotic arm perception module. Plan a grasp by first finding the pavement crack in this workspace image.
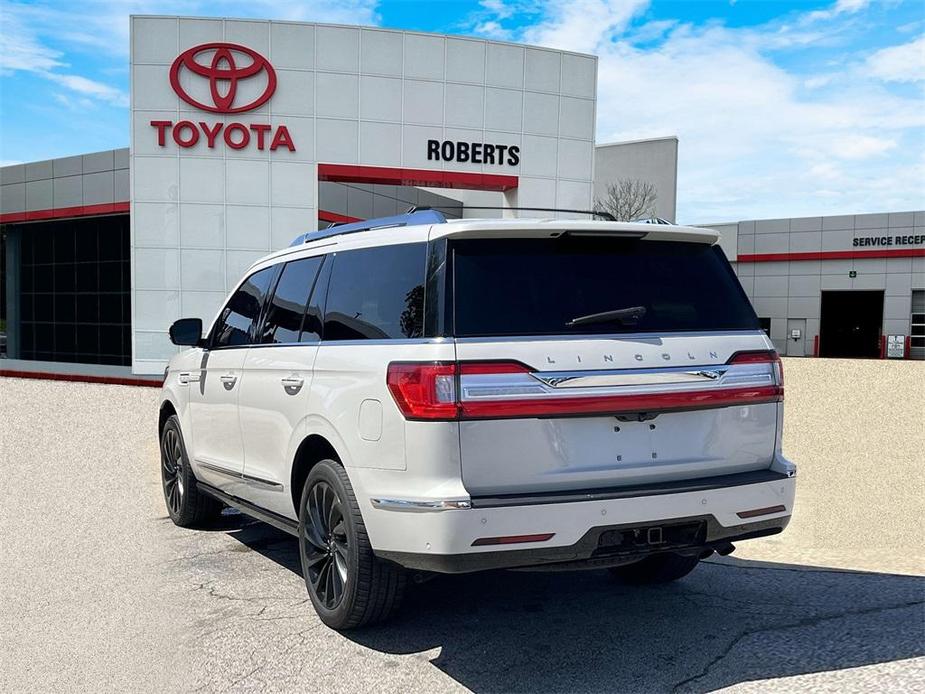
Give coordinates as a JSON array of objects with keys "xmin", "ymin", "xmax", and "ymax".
[{"xmin": 670, "ymin": 599, "xmax": 925, "ymax": 692}]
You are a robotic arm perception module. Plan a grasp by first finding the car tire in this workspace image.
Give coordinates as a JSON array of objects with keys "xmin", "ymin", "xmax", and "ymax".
[
  {"xmin": 298, "ymin": 460, "xmax": 406, "ymax": 630},
  {"xmin": 608, "ymin": 552, "xmax": 700, "ymax": 584},
  {"xmin": 160, "ymin": 415, "xmax": 222, "ymax": 527}
]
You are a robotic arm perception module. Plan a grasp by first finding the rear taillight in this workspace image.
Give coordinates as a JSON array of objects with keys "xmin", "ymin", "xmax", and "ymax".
[
  {"xmin": 386, "ymin": 362, "xmax": 459, "ymax": 420},
  {"xmin": 727, "ymin": 349, "xmax": 784, "ymax": 387},
  {"xmin": 387, "ymin": 354, "xmax": 783, "ymax": 421}
]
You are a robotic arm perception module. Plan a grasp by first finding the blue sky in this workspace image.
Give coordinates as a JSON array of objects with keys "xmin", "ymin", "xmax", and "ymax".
[{"xmin": 1, "ymin": 0, "xmax": 923, "ymax": 222}]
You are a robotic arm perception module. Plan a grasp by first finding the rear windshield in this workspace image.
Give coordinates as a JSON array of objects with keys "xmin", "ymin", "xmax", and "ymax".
[{"xmin": 450, "ymin": 237, "xmax": 758, "ymax": 337}]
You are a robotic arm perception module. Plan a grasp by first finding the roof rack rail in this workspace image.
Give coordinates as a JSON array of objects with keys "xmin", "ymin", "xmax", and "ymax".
[
  {"xmin": 408, "ymin": 205, "xmax": 617, "ymax": 222},
  {"xmin": 289, "ymin": 209, "xmax": 447, "ymax": 246},
  {"xmin": 634, "ymin": 217, "xmax": 673, "ymax": 225}
]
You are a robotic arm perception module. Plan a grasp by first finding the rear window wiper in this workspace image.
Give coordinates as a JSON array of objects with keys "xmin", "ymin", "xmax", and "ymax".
[{"xmin": 566, "ymin": 306, "xmax": 647, "ymax": 328}]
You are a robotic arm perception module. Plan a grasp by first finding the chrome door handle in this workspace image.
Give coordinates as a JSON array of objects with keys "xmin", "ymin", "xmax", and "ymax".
[
  {"xmin": 178, "ymin": 371, "xmax": 201, "ymax": 384},
  {"xmin": 220, "ymin": 374, "xmax": 238, "ymax": 390},
  {"xmin": 281, "ymin": 376, "xmax": 304, "ymax": 395}
]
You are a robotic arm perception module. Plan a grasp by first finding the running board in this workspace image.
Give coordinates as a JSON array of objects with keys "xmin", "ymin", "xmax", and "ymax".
[{"xmin": 197, "ymin": 482, "xmax": 299, "ymax": 537}]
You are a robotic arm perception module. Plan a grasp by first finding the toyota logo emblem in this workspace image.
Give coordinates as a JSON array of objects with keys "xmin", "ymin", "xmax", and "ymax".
[{"xmin": 169, "ymin": 42, "xmax": 277, "ymax": 114}]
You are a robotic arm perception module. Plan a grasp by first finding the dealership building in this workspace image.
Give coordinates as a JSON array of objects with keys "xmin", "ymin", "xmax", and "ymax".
[{"xmin": 0, "ymin": 16, "xmax": 922, "ymax": 378}]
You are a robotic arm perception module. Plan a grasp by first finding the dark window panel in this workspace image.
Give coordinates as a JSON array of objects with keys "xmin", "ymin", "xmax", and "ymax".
[
  {"xmin": 34, "ymin": 324, "xmax": 54, "ymax": 352},
  {"xmin": 76, "ymin": 294, "xmax": 99, "ymax": 323},
  {"xmin": 55, "ymin": 293, "xmax": 76, "ymax": 322},
  {"xmin": 20, "ymin": 293, "xmax": 34, "ymax": 322},
  {"xmin": 100, "ymin": 325, "xmax": 123, "ymax": 354},
  {"xmin": 100, "ymin": 293, "xmax": 123, "ymax": 324},
  {"xmin": 20, "ymin": 323, "xmax": 35, "ymax": 352},
  {"xmin": 55, "ymin": 228, "xmax": 76, "ymax": 263},
  {"xmin": 34, "ymin": 264, "xmax": 54, "ymax": 292},
  {"xmin": 451, "ymin": 239, "xmax": 759, "ymax": 337},
  {"xmin": 34, "ymin": 293, "xmax": 54, "ymax": 321},
  {"xmin": 323, "ymin": 243, "xmax": 427, "ymax": 341},
  {"xmin": 20, "ymin": 265, "xmax": 34, "ymax": 292},
  {"xmin": 99, "ymin": 262, "xmax": 123, "ymax": 292},
  {"xmin": 212, "ymin": 266, "xmax": 277, "ymax": 348},
  {"xmin": 260, "ymin": 256, "xmax": 324, "ymax": 344},
  {"xmin": 76, "ymin": 263, "xmax": 99, "ymax": 292},
  {"xmin": 76, "ymin": 324, "xmax": 100, "ymax": 354},
  {"xmin": 98, "ymin": 224, "xmax": 123, "ymax": 261}
]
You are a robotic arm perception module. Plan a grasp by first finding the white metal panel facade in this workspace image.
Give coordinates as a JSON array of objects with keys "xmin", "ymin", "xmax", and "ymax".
[{"xmin": 130, "ymin": 17, "xmax": 598, "ymax": 374}]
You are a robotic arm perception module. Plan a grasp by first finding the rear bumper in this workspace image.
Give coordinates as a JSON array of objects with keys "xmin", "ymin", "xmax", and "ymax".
[
  {"xmin": 366, "ymin": 468, "xmax": 796, "ymax": 573},
  {"xmin": 378, "ymin": 514, "xmax": 789, "ymax": 573}
]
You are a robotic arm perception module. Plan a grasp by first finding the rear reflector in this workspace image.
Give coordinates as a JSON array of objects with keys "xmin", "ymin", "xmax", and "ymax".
[
  {"xmin": 471, "ymin": 533, "xmax": 555, "ymax": 546},
  {"xmin": 736, "ymin": 504, "xmax": 786, "ymax": 519}
]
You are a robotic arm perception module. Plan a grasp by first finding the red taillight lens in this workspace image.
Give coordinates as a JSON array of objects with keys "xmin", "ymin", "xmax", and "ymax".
[
  {"xmin": 386, "ymin": 362, "xmax": 459, "ymax": 420},
  {"xmin": 458, "ymin": 361, "xmax": 532, "ymax": 375},
  {"xmin": 727, "ymin": 349, "xmax": 783, "ymax": 387}
]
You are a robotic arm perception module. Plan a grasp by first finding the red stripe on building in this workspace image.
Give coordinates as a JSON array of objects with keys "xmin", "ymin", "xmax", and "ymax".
[
  {"xmin": 318, "ymin": 210, "xmax": 363, "ymax": 224},
  {"xmin": 0, "ymin": 201, "xmax": 130, "ymax": 224},
  {"xmin": 738, "ymin": 249, "xmax": 925, "ymax": 263},
  {"xmin": 0, "ymin": 369, "xmax": 163, "ymax": 388},
  {"xmin": 318, "ymin": 164, "xmax": 518, "ymax": 192}
]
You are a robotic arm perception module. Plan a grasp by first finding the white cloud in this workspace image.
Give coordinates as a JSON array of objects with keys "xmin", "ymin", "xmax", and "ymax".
[
  {"xmin": 861, "ymin": 35, "xmax": 925, "ymax": 82},
  {"xmin": 480, "ymin": 0, "xmax": 515, "ymax": 20},
  {"xmin": 474, "ymin": 0, "xmax": 924, "ymax": 220},
  {"xmin": 521, "ymin": 0, "xmax": 649, "ymax": 54},
  {"xmin": 45, "ymin": 73, "xmax": 128, "ymax": 107},
  {"xmin": 807, "ymin": 0, "xmax": 871, "ymax": 21},
  {"xmin": 475, "ymin": 20, "xmax": 514, "ymax": 40}
]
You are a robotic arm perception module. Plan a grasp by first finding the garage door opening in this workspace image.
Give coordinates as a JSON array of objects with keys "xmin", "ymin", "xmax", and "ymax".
[{"xmin": 819, "ymin": 290, "xmax": 884, "ymax": 359}]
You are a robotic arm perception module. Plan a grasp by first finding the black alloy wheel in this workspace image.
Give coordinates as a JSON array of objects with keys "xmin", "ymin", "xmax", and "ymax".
[
  {"xmin": 161, "ymin": 426, "xmax": 185, "ymax": 517},
  {"xmin": 301, "ymin": 480, "xmax": 350, "ymax": 609},
  {"xmin": 297, "ymin": 460, "xmax": 407, "ymax": 629},
  {"xmin": 159, "ymin": 414, "xmax": 222, "ymax": 527}
]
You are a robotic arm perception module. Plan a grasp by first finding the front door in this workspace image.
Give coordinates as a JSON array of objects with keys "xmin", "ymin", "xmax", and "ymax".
[
  {"xmin": 188, "ymin": 265, "xmax": 279, "ymax": 494},
  {"xmin": 238, "ymin": 255, "xmax": 327, "ymax": 518},
  {"xmin": 188, "ymin": 348, "xmax": 247, "ymax": 493}
]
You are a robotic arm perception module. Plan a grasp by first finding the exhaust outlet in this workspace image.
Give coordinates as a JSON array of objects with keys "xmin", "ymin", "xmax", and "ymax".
[{"xmin": 714, "ymin": 542, "xmax": 736, "ymax": 556}]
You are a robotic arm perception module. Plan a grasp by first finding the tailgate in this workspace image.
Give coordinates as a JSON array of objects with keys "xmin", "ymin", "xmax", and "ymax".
[{"xmin": 456, "ymin": 333, "xmax": 780, "ymax": 496}]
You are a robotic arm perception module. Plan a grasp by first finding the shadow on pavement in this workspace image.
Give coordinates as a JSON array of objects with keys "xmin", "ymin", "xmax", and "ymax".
[{"xmin": 228, "ymin": 522, "xmax": 925, "ymax": 693}]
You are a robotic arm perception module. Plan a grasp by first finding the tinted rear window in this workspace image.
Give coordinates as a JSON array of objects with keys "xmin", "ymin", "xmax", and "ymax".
[
  {"xmin": 451, "ymin": 237, "xmax": 758, "ymax": 337},
  {"xmin": 323, "ymin": 243, "xmax": 427, "ymax": 340}
]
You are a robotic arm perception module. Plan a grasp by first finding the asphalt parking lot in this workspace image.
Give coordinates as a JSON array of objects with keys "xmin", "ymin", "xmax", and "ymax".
[{"xmin": 1, "ymin": 358, "xmax": 923, "ymax": 693}]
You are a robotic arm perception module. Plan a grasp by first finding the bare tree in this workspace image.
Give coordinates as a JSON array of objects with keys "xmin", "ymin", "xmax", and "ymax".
[{"xmin": 594, "ymin": 178, "xmax": 658, "ymax": 221}]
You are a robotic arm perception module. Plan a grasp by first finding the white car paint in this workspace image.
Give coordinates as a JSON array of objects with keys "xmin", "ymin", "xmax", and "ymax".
[{"xmin": 160, "ymin": 217, "xmax": 796, "ymax": 572}]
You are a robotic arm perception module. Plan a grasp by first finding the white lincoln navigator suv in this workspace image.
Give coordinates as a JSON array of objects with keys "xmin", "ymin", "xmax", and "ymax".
[{"xmin": 159, "ymin": 210, "xmax": 796, "ymax": 630}]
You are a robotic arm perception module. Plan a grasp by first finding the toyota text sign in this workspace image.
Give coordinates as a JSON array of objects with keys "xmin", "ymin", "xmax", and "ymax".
[{"xmin": 150, "ymin": 43, "xmax": 295, "ymax": 151}]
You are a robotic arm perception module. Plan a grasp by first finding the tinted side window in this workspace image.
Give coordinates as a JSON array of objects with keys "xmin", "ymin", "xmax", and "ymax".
[
  {"xmin": 212, "ymin": 266, "xmax": 276, "ymax": 348},
  {"xmin": 260, "ymin": 256, "xmax": 325, "ymax": 344},
  {"xmin": 323, "ymin": 243, "xmax": 427, "ymax": 341}
]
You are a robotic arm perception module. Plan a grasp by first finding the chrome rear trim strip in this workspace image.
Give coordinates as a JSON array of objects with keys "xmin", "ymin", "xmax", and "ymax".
[
  {"xmin": 532, "ymin": 366, "xmax": 729, "ymax": 388},
  {"xmin": 370, "ymin": 498, "xmax": 472, "ymax": 512}
]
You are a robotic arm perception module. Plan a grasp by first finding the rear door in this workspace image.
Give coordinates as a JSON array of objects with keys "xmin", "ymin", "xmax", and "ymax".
[
  {"xmin": 238, "ymin": 254, "xmax": 328, "ymax": 517},
  {"xmin": 449, "ymin": 235, "xmax": 782, "ymax": 497}
]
